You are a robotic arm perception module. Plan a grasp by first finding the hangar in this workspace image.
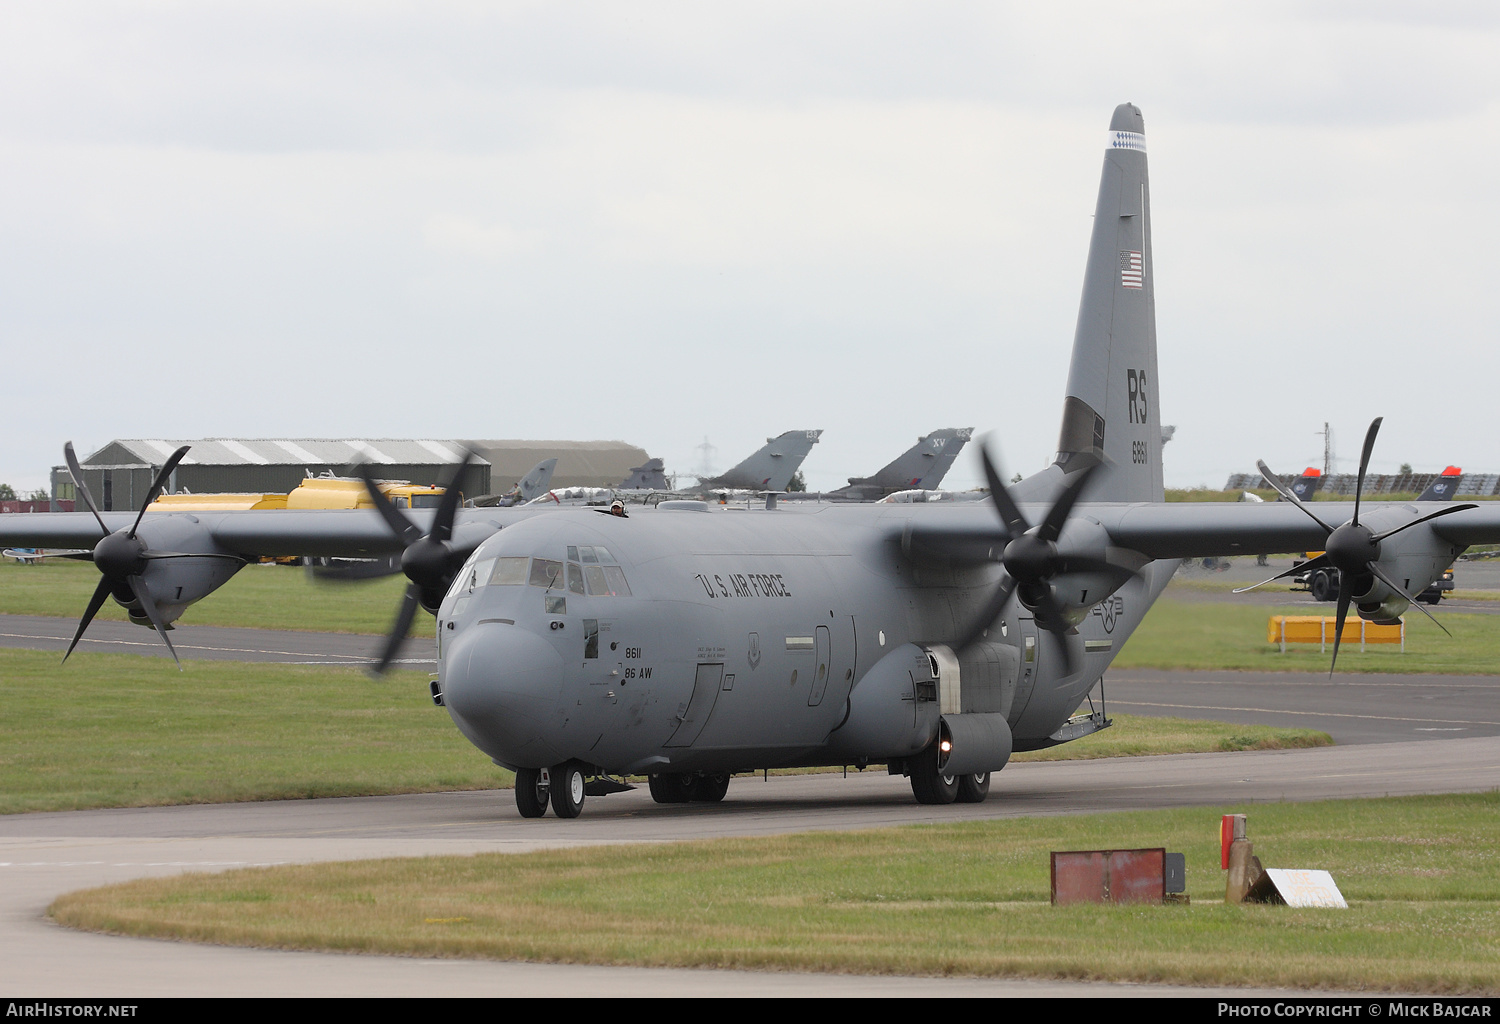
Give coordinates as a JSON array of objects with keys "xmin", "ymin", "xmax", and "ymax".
[
  {"xmin": 460, "ymin": 439, "xmax": 652, "ymax": 492},
  {"xmin": 52, "ymin": 438, "xmax": 653, "ymax": 509}
]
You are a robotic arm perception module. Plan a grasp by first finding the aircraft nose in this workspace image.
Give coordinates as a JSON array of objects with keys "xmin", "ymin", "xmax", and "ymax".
[{"xmin": 441, "ymin": 622, "xmax": 569, "ymax": 767}]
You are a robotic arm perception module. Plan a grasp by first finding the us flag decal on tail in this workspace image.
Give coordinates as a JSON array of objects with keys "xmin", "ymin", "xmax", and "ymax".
[{"xmin": 1120, "ymin": 250, "xmax": 1142, "ymax": 289}]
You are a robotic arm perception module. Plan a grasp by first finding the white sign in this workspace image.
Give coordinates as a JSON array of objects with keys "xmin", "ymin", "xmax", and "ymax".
[{"xmin": 1263, "ymin": 869, "xmax": 1347, "ymax": 908}]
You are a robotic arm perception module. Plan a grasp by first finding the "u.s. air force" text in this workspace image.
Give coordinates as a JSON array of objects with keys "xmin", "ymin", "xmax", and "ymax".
[{"xmin": 693, "ymin": 572, "xmax": 792, "ymax": 599}]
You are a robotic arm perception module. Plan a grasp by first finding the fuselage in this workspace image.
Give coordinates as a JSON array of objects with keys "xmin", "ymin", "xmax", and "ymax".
[{"xmin": 435, "ymin": 501, "xmax": 1174, "ymax": 776}]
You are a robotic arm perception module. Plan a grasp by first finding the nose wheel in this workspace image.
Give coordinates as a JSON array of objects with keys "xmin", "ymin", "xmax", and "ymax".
[
  {"xmin": 550, "ymin": 763, "xmax": 587, "ymax": 818},
  {"xmin": 514, "ymin": 767, "xmax": 550, "ymax": 818}
]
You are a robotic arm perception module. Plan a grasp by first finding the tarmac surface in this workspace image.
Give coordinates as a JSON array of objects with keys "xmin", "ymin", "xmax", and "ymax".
[{"xmin": 4, "ymin": 737, "xmax": 1498, "ymax": 998}]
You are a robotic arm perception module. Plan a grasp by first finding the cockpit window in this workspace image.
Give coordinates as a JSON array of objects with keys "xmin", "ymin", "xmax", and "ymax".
[
  {"xmin": 490, "ymin": 557, "xmax": 529, "ymax": 586},
  {"xmin": 465, "ymin": 558, "xmax": 495, "ymax": 593},
  {"xmin": 567, "ymin": 562, "xmax": 586, "ymax": 595},
  {"xmin": 528, "ymin": 558, "xmax": 566, "ymax": 590},
  {"xmin": 579, "ymin": 545, "xmax": 599, "ymax": 564},
  {"xmin": 603, "ymin": 565, "xmax": 631, "ymax": 596},
  {"xmin": 583, "ymin": 565, "xmax": 609, "ymax": 596}
]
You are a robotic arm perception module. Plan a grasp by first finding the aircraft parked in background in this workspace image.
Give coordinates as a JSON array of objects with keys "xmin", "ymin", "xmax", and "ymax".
[
  {"xmin": 691, "ymin": 430, "xmax": 823, "ymax": 493},
  {"xmin": 785, "ymin": 428, "xmax": 972, "ymax": 502}
]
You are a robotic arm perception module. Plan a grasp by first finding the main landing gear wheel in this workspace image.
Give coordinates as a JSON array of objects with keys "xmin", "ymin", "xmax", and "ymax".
[
  {"xmin": 908, "ymin": 742, "xmax": 959, "ymax": 805},
  {"xmin": 515, "ymin": 767, "xmax": 549, "ymax": 818},
  {"xmin": 647, "ymin": 772, "xmax": 697, "ymax": 804},
  {"xmin": 550, "ymin": 763, "xmax": 586, "ymax": 819},
  {"xmin": 690, "ymin": 772, "xmax": 730, "ymax": 803},
  {"xmin": 956, "ymin": 771, "xmax": 991, "ymax": 803}
]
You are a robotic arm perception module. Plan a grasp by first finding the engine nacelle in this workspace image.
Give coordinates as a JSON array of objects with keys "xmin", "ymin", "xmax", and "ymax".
[
  {"xmin": 1018, "ymin": 517, "xmax": 1133, "ymax": 627},
  {"xmin": 126, "ymin": 516, "xmax": 245, "ymax": 626},
  {"xmin": 935, "ymin": 712, "xmax": 1013, "ymax": 776},
  {"xmin": 1347, "ymin": 505, "xmax": 1464, "ymax": 623}
]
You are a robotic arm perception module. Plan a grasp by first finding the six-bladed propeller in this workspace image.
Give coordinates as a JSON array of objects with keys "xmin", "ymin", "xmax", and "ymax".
[
  {"xmin": 60, "ymin": 442, "xmax": 241, "ymax": 669},
  {"xmin": 944, "ymin": 444, "xmax": 1137, "ymax": 677},
  {"xmin": 345, "ymin": 449, "xmax": 477, "ymax": 676},
  {"xmin": 1238, "ymin": 417, "xmax": 1476, "ymax": 673}
]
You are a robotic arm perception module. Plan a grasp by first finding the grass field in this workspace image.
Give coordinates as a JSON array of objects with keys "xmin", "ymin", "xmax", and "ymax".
[
  {"xmin": 1116, "ymin": 596, "xmax": 1500, "ymax": 675},
  {"xmin": 0, "ymin": 558, "xmax": 412, "ymax": 634},
  {"xmin": 50, "ymin": 792, "xmax": 1500, "ymax": 993},
  {"xmin": 0, "ymin": 647, "xmax": 1330, "ymax": 814}
]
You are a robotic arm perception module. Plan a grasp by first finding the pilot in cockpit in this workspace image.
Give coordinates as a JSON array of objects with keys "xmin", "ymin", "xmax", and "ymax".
[{"xmin": 608, "ymin": 499, "xmax": 628, "ymax": 518}]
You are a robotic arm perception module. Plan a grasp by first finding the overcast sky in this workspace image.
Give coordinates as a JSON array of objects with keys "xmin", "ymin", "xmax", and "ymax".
[{"xmin": 3, "ymin": 2, "xmax": 1498, "ymax": 496}]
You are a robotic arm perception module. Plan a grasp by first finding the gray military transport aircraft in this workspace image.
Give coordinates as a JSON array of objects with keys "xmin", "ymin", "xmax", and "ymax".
[{"xmin": 5, "ymin": 103, "xmax": 1495, "ymax": 819}]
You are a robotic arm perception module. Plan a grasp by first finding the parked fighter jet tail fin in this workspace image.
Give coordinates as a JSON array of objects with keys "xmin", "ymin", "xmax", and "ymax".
[
  {"xmin": 1417, "ymin": 467, "xmax": 1462, "ymax": 502},
  {"xmin": 699, "ymin": 430, "xmax": 822, "ymax": 492},
  {"xmin": 1055, "ymin": 102, "xmax": 1164, "ymax": 504},
  {"xmin": 851, "ymin": 427, "xmax": 973, "ymax": 495},
  {"xmin": 620, "ymin": 458, "xmax": 670, "ymax": 490},
  {"xmin": 515, "ymin": 458, "xmax": 558, "ymax": 502}
]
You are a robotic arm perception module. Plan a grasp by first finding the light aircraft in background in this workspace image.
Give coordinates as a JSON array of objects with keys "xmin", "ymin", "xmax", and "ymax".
[{"xmin": 3, "ymin": 104, "xmax": 1493, "ymax": 821}]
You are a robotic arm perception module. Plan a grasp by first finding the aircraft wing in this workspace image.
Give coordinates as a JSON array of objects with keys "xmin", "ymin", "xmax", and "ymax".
[
  {"xmin": 900, "ymin": 499, "xmax": 1500, "ymax": 564},
  {"xmin": 0, "ymin": 508, "xmax": 525, "ymax": 560}
]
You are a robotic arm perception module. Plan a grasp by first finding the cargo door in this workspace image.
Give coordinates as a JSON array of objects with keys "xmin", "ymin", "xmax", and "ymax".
[{"xmin": 665, "ymin": 663, "xmax": 724, "ymax": 747}]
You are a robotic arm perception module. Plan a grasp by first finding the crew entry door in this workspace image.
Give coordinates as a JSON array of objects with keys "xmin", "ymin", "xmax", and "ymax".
[
  {"xmin": 806, "ymin": 626, "xmax": 832, "ymax": 706},
  {"xmin": 665, "ymin": 663, "xmax": 723, "ymax": 747}
]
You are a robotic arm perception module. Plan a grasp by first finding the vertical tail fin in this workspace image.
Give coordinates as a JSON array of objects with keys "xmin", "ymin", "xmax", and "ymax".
[
  {"xmin": 1055, "ymin": 103, "xmax": 1163, "ymax": 503},
  {"xmin": 515, "ymin": 458, "xmax": 558, "ymax": 502},
  {"xmin": 620, "ymin": 457, "xmax": 670, "ymax": 490},
  {"xmin": 701, "ymin": 429, "xmax": 822, "ymax": 491},
  {"xmin": 837, "ymin": 427, "xmax": 972, "ymax": 498}
]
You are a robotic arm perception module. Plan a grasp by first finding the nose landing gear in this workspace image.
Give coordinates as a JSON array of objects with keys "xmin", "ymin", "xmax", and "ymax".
[{"xmin": 513, "ymin": 762, "xmax": 587, "ymax": 818}]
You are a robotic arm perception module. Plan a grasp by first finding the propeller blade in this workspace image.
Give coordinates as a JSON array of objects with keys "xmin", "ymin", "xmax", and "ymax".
[
  {"xmin": 64, "ymin": 442, "xmax": 110, "ymax": 538},
  {"xmin": 1352, "ymin": 417, "xmax": 1382, "ymax": 528},
  {"xmin": 1256, "ymin": 460, "xmax": 1335, "ymax": 535},
  {"xmin": 129, "ymin": 446, "xmax": 191, "ymax": 538},
  {"xmin": 1037, "ymin": 462, "xmax": 1100, "ymax": 544},
  {"xmin": 1233, "ymin": 553, "xmax": 1330, "ymax": 595},
  {"xmin": 977, "ymin": 445, "xmax": 1029, "ymax": 539},
  {"xmin": 140, "ymin": 551, "xmax": 246, "ymax": 562},
  {"xmin": 62, "ymin": 576, "xmax": 114, "ymax": 663},
  {"xmin": 953, "ymin": 574, "xmax": 1017, "ymax": 651},
  {"xmin": 1020, "ymin": 583, "xmax": 1080, "ymax": 677},
  {"xmin": 428, "ymin": 449, "xmax": 474, "ymax": 545},
  {"xmin": 1371, "ymin": 503, "xmax": 1479, "ymax": 544},
  {"xmin": 1364, "ymin": 561, "xmax": 1452, "ymax": 638},
  {"xmin": 128, "ymin": 575, "xmax": 182, "ymax": 671},
  {"xmin": 1329, "ymin": 577, "xmax": 1355, "ymax": 676},
  {"xmin": 356, "ymin": 464, "xmax": 422, "ymax": 545},
  {"xmin": 369, "ymin": 584, "xmax": 422, "ymax": 677}
]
